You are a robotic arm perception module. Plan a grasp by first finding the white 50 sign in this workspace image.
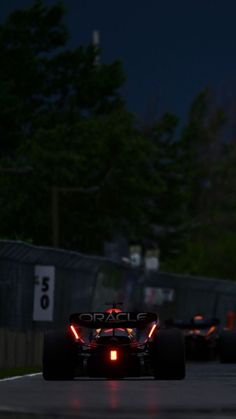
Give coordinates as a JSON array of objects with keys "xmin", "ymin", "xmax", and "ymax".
[{"xmin": 33, "ymin": 265, "xmax": 55, "ymax": 321}]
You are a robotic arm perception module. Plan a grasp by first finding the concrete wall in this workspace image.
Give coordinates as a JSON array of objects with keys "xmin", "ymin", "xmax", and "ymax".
[{"xmin": 0, "ymin": 329, "xmax": 43, "ymax": 369}]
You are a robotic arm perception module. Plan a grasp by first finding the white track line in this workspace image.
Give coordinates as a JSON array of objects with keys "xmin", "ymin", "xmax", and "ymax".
[{"xmin": 0, "ymin": 372, "xmax": 41, "ymax": 382}]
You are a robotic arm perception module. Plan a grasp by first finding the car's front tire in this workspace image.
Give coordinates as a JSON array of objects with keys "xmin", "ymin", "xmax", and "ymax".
[{"xmin": 42, "ymin": 331, "xmax": 77, "ymax": 380}]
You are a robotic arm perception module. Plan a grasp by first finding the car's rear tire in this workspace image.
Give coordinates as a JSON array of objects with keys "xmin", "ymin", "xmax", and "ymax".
[
  {"xmin": 151, "ymin": 329, "xmax": 185, "ymax": 380},
  {"xmin": 43, "ymin": 331, "xmax": 77, "ymax": 380},
  {"xmin": 219, "ymin": 331, "xmax": 236, "ymax": 363}
]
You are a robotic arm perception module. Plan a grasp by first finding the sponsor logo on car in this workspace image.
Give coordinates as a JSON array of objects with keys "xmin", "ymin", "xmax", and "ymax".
[{"xmin": 77, "ymin": 312, "xmax": 148, "ymax": 322}]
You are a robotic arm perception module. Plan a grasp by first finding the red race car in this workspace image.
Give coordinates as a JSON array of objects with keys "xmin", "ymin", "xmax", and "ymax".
[{"xmin": 43, "ymin": 306, "xmax": 185, "ymax": 380}]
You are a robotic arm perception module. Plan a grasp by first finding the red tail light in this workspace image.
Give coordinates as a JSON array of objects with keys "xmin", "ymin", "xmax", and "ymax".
[
  {"xmin": 110, "ymin": 350, "xmax": 118, "ymax": 361},
  {"xmin": 70, "ymin": 325, "xmax": 85, "ymax": 343},
  {"xmin": 70, "ymin": 324, "xmax": 79, "ymax": 340},
  {"xmin": 148, "ymin": 323, "xmax": 157, "ymax": 338},
  {"xmin": 206, "ymin": 325, "xmax": 216, "ymax": 337}
]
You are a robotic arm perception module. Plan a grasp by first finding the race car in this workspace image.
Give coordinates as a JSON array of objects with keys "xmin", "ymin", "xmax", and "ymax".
[
  {"xmin": 165, "ymin": 314, "xmax": 236, "ymax": 362},
  {"xmin": 42, "ymin": 306, "xmax": 186, "ymax": 380},
  {"xmin": 165, "ymin": 315, "xmax": 220, "ymax": 360}
]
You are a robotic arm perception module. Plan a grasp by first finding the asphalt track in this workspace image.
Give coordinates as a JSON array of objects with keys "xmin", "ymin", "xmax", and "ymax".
[{"xmin": 0, "ymin": 363, "xmax": 236, "ymax": 419}]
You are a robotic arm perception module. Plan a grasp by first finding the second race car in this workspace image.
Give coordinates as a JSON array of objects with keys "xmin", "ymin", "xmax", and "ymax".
[{"xmin": 165, "ymin": 314, "xmax": 236, "ymax": 362}]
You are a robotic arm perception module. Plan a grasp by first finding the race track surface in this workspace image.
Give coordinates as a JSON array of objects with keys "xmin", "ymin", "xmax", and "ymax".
[{"xmin": 0, "ymin": 363, "xmax": 236, "ymax": 419}]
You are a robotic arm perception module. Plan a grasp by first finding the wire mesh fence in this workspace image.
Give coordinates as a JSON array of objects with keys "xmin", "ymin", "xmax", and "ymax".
[
  {"xmin": 0, "ymin": 240, "xmax": 139, "ymax": 331},
  {"xmin": 139, "ymin": 271, "xmax": 236, "ymax": 327},
  {"xmin": 1, "ymin": 240, "xmax": 236, "ymax": 333}
]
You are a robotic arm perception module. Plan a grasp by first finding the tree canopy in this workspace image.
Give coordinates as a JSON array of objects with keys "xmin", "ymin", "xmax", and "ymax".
[
  {"xmin": 0, "ymin": 1, "xmax": 162, "ymax": 253},
  {"xmin": 1, "ymin": 1, "xmax": 236, "ymax": 281}
]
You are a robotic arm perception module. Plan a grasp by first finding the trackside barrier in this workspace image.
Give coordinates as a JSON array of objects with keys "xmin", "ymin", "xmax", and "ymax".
[
  {"xmin": 0, "ymin": 328, "xmax": 43, "ymax": 369},
  {"xmin": 1, "ymin": 240, "xmax": 236, "ymax": 369},
  {"xmin": 139, "ymin": 271, "xmax": 236, "ymax": 328},
  {"xmin": 0, "ymin": 240, "xmax": 139, "ymax": 369},
  {"xmin": 0, "ymin": 240, "xmax": 139, "ymax": 332}
]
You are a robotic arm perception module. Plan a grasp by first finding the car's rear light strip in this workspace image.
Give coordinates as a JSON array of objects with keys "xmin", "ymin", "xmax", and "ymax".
[
  {"xmin": 148, "ymin": 323, "xmax": 157, "ymax": 339},
  {"xmin": 70, "ymin": 325, "xmax": 85, "ymax": 343},
  {"xmin": 206, "ymin": 325, "xmax": 216, "ymax": 337}
]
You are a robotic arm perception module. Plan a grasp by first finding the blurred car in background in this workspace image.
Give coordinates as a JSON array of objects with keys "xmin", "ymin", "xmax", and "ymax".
[{"xmin": 165, "ymin": 314, "xmax": 236, "ymax": 362}]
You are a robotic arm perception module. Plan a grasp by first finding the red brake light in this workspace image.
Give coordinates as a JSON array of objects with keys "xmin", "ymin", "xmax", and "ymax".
[
  {"xmin": 106, "ymin": 308, "xmax": 122, "ymax": 313},
  {"xmin": 110, "ymin": 350, "xmax": 118, "ymax": 361},
  {"xmin": 194, "ymin": 315, "xmax": 204, "ymax": 321}
]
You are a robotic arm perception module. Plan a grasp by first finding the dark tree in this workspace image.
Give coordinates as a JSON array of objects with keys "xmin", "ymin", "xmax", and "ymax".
[{"xmin": 0, "ymin": 1, "xmax": 162, "ymax": 253}]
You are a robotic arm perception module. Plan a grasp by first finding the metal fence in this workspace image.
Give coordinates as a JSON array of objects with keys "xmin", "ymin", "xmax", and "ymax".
[
  {"xmin": 0, "ymin": 240, "xmax": 138, "ymax": 332},
  {"xmin": 1, "ymin": 240, "xmax": 236, "ymax": 333},
  {"xmin": 136, "ymin": 271, "xmax": 236, "ymax": 328}
]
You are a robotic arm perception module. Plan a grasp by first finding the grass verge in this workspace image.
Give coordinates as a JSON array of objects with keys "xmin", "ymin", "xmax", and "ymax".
[{"xmin": 0, "ymin": 366, "xmax": 41, "ymax": 379}]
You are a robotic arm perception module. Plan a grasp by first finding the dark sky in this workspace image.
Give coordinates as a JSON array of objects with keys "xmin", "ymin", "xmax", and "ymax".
[{"xmin": 2, "ymin": 0, "xmax": 236, "ymax": 123}]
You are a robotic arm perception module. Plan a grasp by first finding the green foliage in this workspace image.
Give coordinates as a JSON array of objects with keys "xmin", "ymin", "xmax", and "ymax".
[
  {"xmin": 163, "ymin": 88, "xmax": 236, "ymax": 281},
  {"xmin": 0, "ymin": 1, "xmax": 162, "ymax": 252},
  {"xmin": 0, "ymin": 366, "xmax": 41, "ymax": 379},
  {"xmin": 181, "ymin": 88, "xmax": 226, "ymax": 217},
  {"xmin": 1, "ymin": 1, "xmax": 236, "ymax": 280},
  {"xmin": 162, "ymin": 230, "xmax": 236, "ymax": 281},
  {"xmin": 141, "ymin": 112, "xmax": 188, "ymax": 258}
]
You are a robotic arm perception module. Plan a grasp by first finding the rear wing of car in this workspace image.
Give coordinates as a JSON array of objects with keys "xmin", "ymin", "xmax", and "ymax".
[
  {"xmin": 69, "ymin": 312, "xmax": 158, "ymax": 329},
  {"xmin": 165, "ymin": 317, "xmax": 220, "ymax": 329}
]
